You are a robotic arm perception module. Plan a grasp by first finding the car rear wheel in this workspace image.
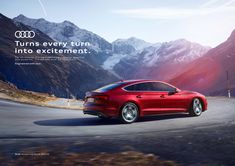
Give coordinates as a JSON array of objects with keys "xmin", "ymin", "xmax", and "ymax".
[
  {"xmin": 190, "ymin": 98, "xmax": 203, "ymax": 116},
  {"xmin": 120, "ymin": 102, "xmax": 139, "ymax": 124}
]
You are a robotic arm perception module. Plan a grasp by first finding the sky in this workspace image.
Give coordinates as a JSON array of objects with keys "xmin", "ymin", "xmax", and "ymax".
[{"xmin": 1, "ymin": 0, "xmax": 235, "ymax": 47}]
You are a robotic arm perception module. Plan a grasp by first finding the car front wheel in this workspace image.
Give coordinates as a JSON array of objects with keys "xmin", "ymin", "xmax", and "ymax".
[
  {"xmin": 190, "ymin": 98, "xmax": 203, "ymax": 116},
  {"xmin": 120, "ymin": 102, "xmax": 139, "ymax": 124}
]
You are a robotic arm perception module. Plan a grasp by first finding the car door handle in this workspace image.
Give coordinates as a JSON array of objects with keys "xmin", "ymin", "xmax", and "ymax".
[
  {"xmin": 160, "ymin": 95, "xmax": 165, "ymax": 98},
  {"xmin": 136, "ymin": 95, "xmax": 142, "ymax": 98}
]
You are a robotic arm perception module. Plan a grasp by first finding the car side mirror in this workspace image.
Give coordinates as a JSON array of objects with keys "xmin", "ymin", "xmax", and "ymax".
[{"xmin": 168, "ymin": 89, "xmax": 178, "ymax": 95}]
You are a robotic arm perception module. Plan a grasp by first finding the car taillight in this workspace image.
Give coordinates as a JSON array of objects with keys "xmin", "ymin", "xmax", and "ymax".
[
  {"xmin": 86, "ymin": 97, "xmax": 95, "ymax": 103},
  {"xmin": 94, "ymin": 95, "xmax": 109, "ymax": 104}
]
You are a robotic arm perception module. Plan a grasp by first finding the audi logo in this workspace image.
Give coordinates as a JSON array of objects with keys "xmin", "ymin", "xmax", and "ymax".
[{"xmin": 14, "ymin": 31, "xmax": 35, "ymax": 38}]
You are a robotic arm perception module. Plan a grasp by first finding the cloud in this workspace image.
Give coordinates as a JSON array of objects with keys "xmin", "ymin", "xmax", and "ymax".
[
  {"xmin": 112, "ymin": 0, "xmax": 235, "ymax": 19},
  {"xmin": 201, "ymin": 0, "xmax": 235, "ymax": 8},
  {"xmin": 38, "ymin": 0, "xmax": 47, "ymax": 17},
  {"xmin": 220, "ymin": 0, "xmax": 235, "ymax": 7},
  {"xmin": 200, "ymin": 0, "xmax": 222, "ymax": 8}
]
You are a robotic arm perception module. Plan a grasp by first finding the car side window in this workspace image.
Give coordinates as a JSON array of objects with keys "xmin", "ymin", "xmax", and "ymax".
[
  {"xmin": 151, "ymin": 82, "xmax": 176, "ymax": 91},
  {"xmin": 124, "ymin": 82, "xmax": 153, "ymax": 91},
  {"xmin": 124, "ymin": 82, "xmax": 176, "ymax": 92},
  {"xmin": 124, "ymin": 84, "xmax": 135, "ymax": 91}
]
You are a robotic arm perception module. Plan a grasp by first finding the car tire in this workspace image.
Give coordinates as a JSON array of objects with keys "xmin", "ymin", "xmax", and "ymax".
[
  {"xmin": 189, "ymin": 98, "xmax": 203, "ymax": 116},
  {"xmin": 120, "ymin": 102, "xmax": 139, "ymax": 124}
]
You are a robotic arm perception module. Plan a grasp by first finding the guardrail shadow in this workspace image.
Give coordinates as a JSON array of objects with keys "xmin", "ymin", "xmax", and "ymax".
[{"xmin": 34, "ymin": 114, "xmax": 190, "ymax": 126}]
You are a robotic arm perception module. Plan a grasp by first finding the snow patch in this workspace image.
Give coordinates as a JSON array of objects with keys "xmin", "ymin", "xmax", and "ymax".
[{"xmin": 102, "ymin": 54, "xmax": 127, "ymax": 70}]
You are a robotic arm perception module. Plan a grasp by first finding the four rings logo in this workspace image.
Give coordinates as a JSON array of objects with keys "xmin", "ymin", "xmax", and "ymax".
[{"xmin": 15, "ymin": 31, "xmax": 35, "ymax": 38}]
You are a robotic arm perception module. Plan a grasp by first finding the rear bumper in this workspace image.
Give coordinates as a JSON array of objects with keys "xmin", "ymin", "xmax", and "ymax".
[
  {"xmin": 83, "ymin": 104, "xmax": 118, "ymax": 117},
  {"xmin": 83, "ymin": 110, "xmax": 108, "ymax": 117}
]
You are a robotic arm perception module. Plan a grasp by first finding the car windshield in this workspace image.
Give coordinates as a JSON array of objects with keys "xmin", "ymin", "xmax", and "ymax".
[{"xmin": 95, "ymin": 82, "xmax": 126, "ymax": 92}]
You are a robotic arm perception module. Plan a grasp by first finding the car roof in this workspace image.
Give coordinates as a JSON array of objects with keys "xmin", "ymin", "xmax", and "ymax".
[
  {"xmin": 116, "ymin": 79, "xmax": 168, "ymax": 86},
  {"xmin": 119, "ymin": 79, "xmax": 161, "ymax": 84},
  {"xmin": 117, "ymin": 79, "xmax": 178, "ymax": 89}
]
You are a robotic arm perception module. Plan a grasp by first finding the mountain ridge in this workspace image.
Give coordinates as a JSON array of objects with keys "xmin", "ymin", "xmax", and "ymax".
[
  {"xmin": 3, "ymin": 13, "xmax": 233, "ymax": 96},
  {"xmin": 14, "ymin": 14, "xmax": 111, "ymax": 52}
]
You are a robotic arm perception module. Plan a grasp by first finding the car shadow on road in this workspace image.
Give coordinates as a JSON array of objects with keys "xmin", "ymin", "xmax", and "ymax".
[
  {"xmin": 34, "ymin": 114, "xmax": 191, "ymax": 126},
  {"xmin": 34, "ymin": 117, "xmax": 121, "ymax": 126},
  {"xmin": 139, "ymin": 113, "xmax": 190, "ymax": 122}
]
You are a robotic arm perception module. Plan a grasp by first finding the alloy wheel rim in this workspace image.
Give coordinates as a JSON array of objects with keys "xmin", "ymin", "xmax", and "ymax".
[
  {"xmin": 122, "ymin": 103, "xmax": 138, "ymax": 122},
  {"xmin": 193, "ymin": 98, "xmax": 202, "ymax": 115}
]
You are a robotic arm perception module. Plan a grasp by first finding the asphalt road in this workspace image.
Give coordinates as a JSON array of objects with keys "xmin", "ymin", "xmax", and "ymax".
[{"xmin": 0, "ymin": 97, "xmax": 235, "ymax": 165}]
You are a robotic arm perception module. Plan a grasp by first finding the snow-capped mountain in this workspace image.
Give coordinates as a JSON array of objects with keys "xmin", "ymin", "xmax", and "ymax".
[
  {"xmin": 3, "ymin": 13, "xmax": 234, "ymax": 96},
  {"xmin": 13, "ymin": 14, "xmax": 112, "ymax": 52},
  {"xmin": 112, "ymin": 37, "xmax": 152, "ymax": 53},
  {"xmin": 13, "ymin": 14, "xmax": 211, "ymax": 81},
  {"xmin": 103, "ymin": 37, "xmax": 157, "ymax": 70},
  {"xmin": 113, "ymin": 39, "xmax": 210, "ymax": 79},
  {"xmin": 13, "ymin": 14, "xmax": 114, "ymax": 67},
  {"xmin": 143, "ymin": 39, "xmax": 210, "ymax": 67},
  {"xmin": 103, "ymin": 38, "xmax": 209, "ymax": 73},
  {"xmin": 102, "ymin": 37, "xmax": 154, "ymax": 71},
  {"xmin": 102, "ymin": 53, "xmax": 128, "ymax": 70}
]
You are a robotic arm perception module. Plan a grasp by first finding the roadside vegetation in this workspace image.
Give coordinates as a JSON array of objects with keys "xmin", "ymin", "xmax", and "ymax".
[
  {"xmin": 0, "ymin": 149, "xmax": 178, "ymax": 166},
  {"xmin": 0, "ymin": 80, "xmax": 54, "ymax": 104},
  {"xmin": 0, "ymin": 80, "xmax": 83, "ymax": 109}
]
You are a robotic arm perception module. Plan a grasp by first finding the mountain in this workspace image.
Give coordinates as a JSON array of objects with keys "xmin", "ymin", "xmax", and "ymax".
[
  {"xmin": 0, "ymin": 13, "xmax": 118, "ymax": 98},
  {"xmin": 102, "ymin": 38, "xmax": 153, "ymax": 72},
  {"xmin": 112, "ymin": 37, "xmax": 152, "ymax": 54},
  {"xmin": 13, "ymin": 14, "xmax": 112, "ymax": 66},
  {"xmin": 169, "ymin": 30, "xmax": 235, "ymax": 96},
  {"xmin": 5, "ymin": 13, "xmax": 228, "ymax": 97},
  {"xmin": 14, "ymin": 14, "xmax": 111, "ymax": 52},
  {"xmin": 142, "ymin": 39, "xmax": 210, "ymax": 66},
  {"xmin": 13, "ymin": 15, "xmax": 211, "ymax": 81},
  {"xmin": 113, "ymin": 39, "xmax": 210, "ymax": 80}
]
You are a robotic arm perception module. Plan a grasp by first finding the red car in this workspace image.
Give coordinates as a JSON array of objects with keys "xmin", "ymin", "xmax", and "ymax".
[{"xmin": 83, "ymin": 80, "xmax": 208, "ymax": 123}]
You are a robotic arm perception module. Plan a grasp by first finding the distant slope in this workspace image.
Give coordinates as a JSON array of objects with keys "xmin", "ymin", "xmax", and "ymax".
[
  {"xmin": 0, "ymin": 13, "xmax": 118, "ymax": 98},
  {"xmin": 169, "ymin": 30, "xmax": 235, "ymax": 96}
]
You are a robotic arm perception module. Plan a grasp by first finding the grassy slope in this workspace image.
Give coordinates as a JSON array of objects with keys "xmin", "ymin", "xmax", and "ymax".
[{"xmin": 0, "ymin": 80, "xmax": 56, "ymax": 105}]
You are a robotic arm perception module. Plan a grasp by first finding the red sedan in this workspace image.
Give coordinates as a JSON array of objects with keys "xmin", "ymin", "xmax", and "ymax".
[{"xmin": 83, "ymin": 80, "xmax": 208, "ymax": 123}]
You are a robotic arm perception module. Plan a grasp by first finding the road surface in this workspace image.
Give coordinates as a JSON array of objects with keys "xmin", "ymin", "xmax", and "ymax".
[{"xmin": 0, "ymin": 97, "xmax": 235, "ymax": 165}]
